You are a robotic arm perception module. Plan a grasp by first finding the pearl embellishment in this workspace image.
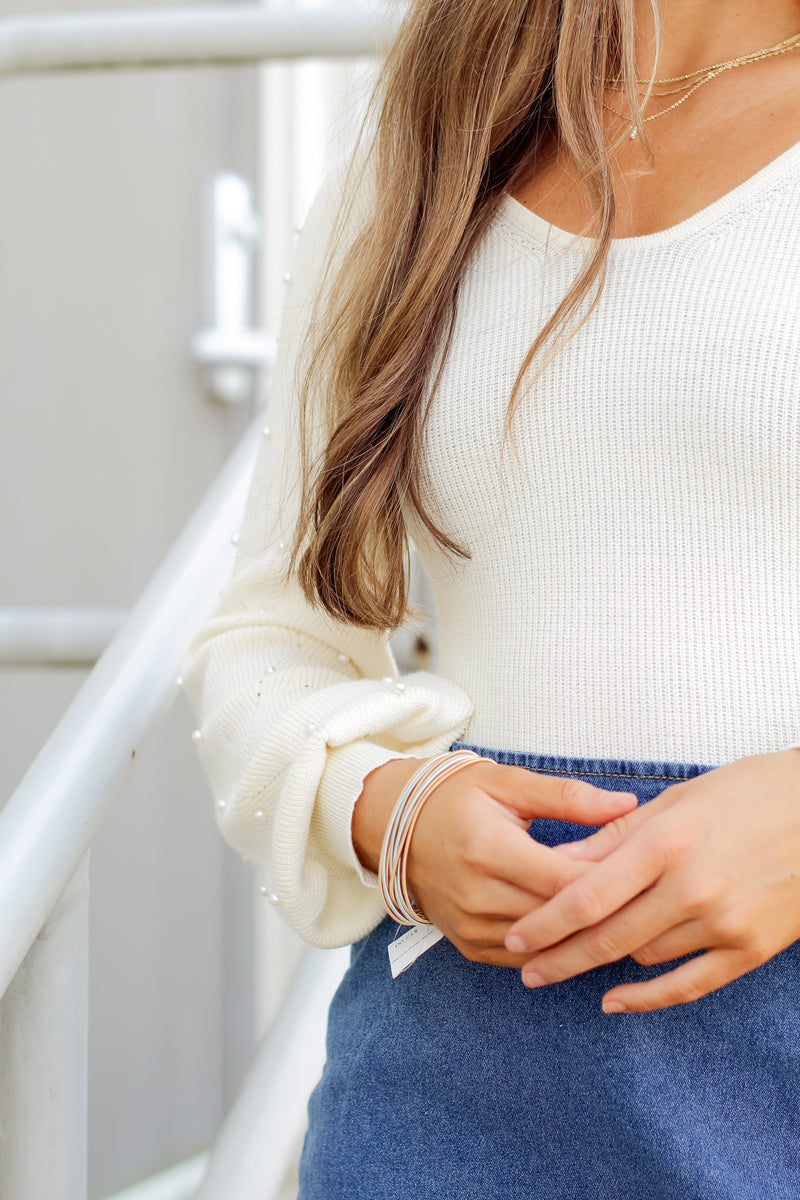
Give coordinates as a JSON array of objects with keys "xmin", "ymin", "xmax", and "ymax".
[
  {"xmin": 191, "ymin": 729, "xmax": 203, "ymax": 742},
  {"xmin": 216, "ymin": 799, "xmax": 227, "ymax": 811},
  {"xmin": 254, "ymin": 809, "xmax": 265, "ymax": 821},
  {"xmin": 381, "ymin": 675, "xmax": 405, "ymax": 693}
]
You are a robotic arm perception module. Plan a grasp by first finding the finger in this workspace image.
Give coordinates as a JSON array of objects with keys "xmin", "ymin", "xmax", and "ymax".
[
  {"xmin": 505, "ymin": 827, "xmax": 666, "ymax": 953},
  {"xmin": 437, "ymin": 875, "xmax": 551, "ymax": 925},
  {"xmin": 452, "ymin": 912, "xmax": 544, "ymax": 956},
  {"xmin": 477, "ymin": 879, "xmax": 552, "ymax": 920},
  {"xmin": 450, "ymin": 939, "xmax": 535, "ymax": 969},
  {"xmin": 631, "ymin": 920, "xmax": 705, "ymax": 965},
  {"xmin": 486, "ymin": 763, "xmax": 638, "ymax": 826},
  {"xmin": 519, "ymin": 886, "xmax": 678, "ymax": 986},
  {"xmin": 477, "ymin": 816, "xmax": 587, "ymax": 899},
  {"xmin": 601, "ymin": 948, "xmax": 752, "ymax": 1013},
  {"xmin": 433, "ymin": 908, "xmax": 544, "ymax": 967},
  {"xmin": 554, "ymin": 805, "xmax": 649, "ymax": 861},
  {"xmin": 554, "ymin": 786, "xmax": 676, "ymax": 860}
]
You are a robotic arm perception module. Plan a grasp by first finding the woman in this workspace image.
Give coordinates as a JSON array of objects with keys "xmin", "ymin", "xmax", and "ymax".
[{"xmin": 185, "ymin": 1, "xmax": 800, "ymax": 1195}]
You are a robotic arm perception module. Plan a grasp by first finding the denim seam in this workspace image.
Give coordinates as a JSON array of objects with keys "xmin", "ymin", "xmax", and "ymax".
[{"xmin": 527, "ymin": 766, "xmax": 687, "ymax": 782}]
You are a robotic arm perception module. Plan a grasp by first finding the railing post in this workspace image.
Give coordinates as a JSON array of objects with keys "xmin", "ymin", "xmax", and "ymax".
[
  {"xmin": 0, "ymin": 856, "xmax": 89, "ymax": 1200},
  {"xmin": 195, "ymin": 946, "xmax": 350, "ymax": 1200}
]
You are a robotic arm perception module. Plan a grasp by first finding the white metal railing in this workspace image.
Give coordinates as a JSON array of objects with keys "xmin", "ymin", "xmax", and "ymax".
[
  {"xmin": 0, "ymin": 418, "xmax": 261, "ymax": 1001},
  {"xmin": 0, "ymin": 607, "xmax": 127, "ymax": 666},
  {"xmin": 0, "ymin": 411, "xmax": 353, "ymax": 1200},
  {"xmin": 104, "ymin": 1154, "xmax": 210, "ymax": 1200},
  {"xmin": 0, "ymin": 860, "xmax": 90, "ymax": 1198},
  {"xmin": 0, "ymin": 9, "xmax": 390, "ymax": 1197},
  {"xmin": 96, "ymin": 943, "xmax": 349, "ymax": 1200},
  {"xmin": 0, "ymin": 418, "xmax": 261, "ymax": 1197},
  {"xmin": 0, "ymin": 4, "xmax": 396, "ymax": 77},
  {"xmin": 195, "ymin": 945, "xmax": 349, "ymax": 1200},
  {"xmin": 0, "ymin": 405, "xmax": 345, "ymax": 1199}
]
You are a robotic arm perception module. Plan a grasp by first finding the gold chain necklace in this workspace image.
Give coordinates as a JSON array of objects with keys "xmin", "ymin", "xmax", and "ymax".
[
  {"xmin": 603, "ymin": 30, "xmax": 800, "ymax": 140},
  {"xmin": 636, "ymin": 30, "xmax": 800, "ymax": 85}
]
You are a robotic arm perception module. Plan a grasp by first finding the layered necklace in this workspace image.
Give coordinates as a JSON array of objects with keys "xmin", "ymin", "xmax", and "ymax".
[{"xmin": 604, "ymin": 30, "xmax": 800, "ymax": 139}]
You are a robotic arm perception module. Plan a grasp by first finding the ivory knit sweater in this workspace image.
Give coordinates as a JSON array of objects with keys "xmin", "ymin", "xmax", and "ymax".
[{"xmin": 185, "ymin": 143, "xmax": 800, "ymax": 948}]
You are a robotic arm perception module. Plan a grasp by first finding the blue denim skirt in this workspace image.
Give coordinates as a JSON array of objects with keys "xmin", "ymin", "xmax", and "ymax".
[{"xmin": 298, "ymin": 747, "xmax": 800, "ymax": 1200}]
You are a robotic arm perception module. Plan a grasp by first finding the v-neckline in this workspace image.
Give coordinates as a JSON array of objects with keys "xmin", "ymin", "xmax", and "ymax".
[{"xmin": 501, "ymin": 137, "xmax": 800, "ymax": 252}]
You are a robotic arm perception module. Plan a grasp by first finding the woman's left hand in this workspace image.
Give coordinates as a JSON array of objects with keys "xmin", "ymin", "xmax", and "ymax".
[{"xmin": 504, "ymin": 749, "xmax": 800, "ymax": 1012}]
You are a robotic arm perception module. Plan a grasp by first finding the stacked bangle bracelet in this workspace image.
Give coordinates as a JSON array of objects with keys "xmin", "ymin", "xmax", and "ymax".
[{"xmin": 378, "ymin": 749, "xmax": 485, "ymax": 925}]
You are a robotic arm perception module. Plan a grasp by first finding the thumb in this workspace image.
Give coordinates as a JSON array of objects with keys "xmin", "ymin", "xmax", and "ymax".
[{"xmin": 487, "ymin": 763, "xmax": 638, "ymax": 826}]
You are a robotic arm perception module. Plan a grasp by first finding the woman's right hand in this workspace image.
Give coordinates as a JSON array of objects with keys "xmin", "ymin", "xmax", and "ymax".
[{"xmin": 353, "ymin": 756, "xmax": 637, "ymax": 967}]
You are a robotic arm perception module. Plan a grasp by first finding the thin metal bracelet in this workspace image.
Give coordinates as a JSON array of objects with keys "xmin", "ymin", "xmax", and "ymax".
[
  {"xmin": 379, "ymin": 750, "xmax": 484, "ymax": 925},
  {"xmin": 380, "ymin": 754, "xmax": 457, "ymax": 924},
  {"xmin": 383, "ymin": 753, "xmax": 480, "ymax": 915}
]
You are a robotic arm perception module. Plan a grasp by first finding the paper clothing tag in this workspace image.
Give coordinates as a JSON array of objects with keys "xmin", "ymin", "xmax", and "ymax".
[{"xmin": 388, "ymin": 923, "xmax": 444, "ymax": 978}]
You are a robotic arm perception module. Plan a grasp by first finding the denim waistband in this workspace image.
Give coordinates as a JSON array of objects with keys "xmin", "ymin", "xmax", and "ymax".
[
  {"xmin": 448, "ymin": 739, "xmax": 714, "ymax": 787},
  {"xmin": 450, "ymin": 742, "xmax": 717, "ymax": 802}
]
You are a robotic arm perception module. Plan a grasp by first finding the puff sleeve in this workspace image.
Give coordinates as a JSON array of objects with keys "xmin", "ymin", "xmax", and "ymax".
[{"xmin": 183, "ymin": 171, "xmax": 473, "ymax": 948}]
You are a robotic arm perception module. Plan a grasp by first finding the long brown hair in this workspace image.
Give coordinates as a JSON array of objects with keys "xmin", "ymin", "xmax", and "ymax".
[{"xmin": 293, "ymin": 0, "xmax": 653, "ymax": 630}]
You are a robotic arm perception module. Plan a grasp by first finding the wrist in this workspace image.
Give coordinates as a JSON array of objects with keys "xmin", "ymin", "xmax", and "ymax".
[{"xmin": 352, "ymin": 757, "xmax": 429, "ymax": 874}]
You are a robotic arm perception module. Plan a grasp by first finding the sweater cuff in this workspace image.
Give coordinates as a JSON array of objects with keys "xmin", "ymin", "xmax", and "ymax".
[{"xmin": 316, "ymin": 741, "xmax": 412, "ymax": 890}]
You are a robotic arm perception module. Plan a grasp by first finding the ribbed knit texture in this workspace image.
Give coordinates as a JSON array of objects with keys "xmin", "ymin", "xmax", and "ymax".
[{"xmin": 185, "ymin": 143, "xmax": 800, "ymax": 947}]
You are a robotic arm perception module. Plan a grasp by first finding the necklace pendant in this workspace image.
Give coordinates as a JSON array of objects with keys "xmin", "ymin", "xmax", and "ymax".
[{"xmin": 629, "ymin": 126, "xmax": 638, "ymax": 140}]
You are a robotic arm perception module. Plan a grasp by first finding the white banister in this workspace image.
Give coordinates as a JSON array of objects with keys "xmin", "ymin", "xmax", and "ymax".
[
  {"xmin": 102, "ymin": 1153, "xmax": 210, "ymax": 1200},
  {"xmin": 0, "ymin": 5, "xmax": 397, "ymax": 78},
  {"xmin": 195, "ymin": 945, "xmax": 349, "ymax": 1200},
  {"xmin": 0, "ymin": 417, "xmax": 261, "ymax": 1001},
  {"xmin": 0, "ymin": 607, "xmax": 127, "ymax": 666},
  {"xmin": 96, "ymin": 946, "xmax": 349, "ymax": 1200},
  {"xmin": 96, "ymin": 946, "xmax": 348, "ymax": 1200},
  {"xmin": 0, "ymin": 858, "xmax": 89, "ymax": 1200}
]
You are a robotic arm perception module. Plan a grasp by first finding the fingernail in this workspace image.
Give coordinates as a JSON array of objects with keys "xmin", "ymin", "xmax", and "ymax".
[
  {"xmin": 602, "ymin": 999, "xmax": 627, "ymax": 1014},
  {"xmin": 505, "ymin": 934, "xmax": 526, "ymax": 953},
  {"xmin": 522, "ymin": 970, "xmax": 546, "ymax": 988}
]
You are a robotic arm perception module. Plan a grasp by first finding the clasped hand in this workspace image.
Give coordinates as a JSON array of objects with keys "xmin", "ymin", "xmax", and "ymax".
[
  {"xmin": 357, "ymin": 755, "xmax": 638, "ymax": 968},
  {"xmin": 504, "ymin": 750, "xmax": 800, "ymax": 1012},
  {"xmin": 359, "ymin": 749, "xmax": 800, "ymax": 1010}
]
